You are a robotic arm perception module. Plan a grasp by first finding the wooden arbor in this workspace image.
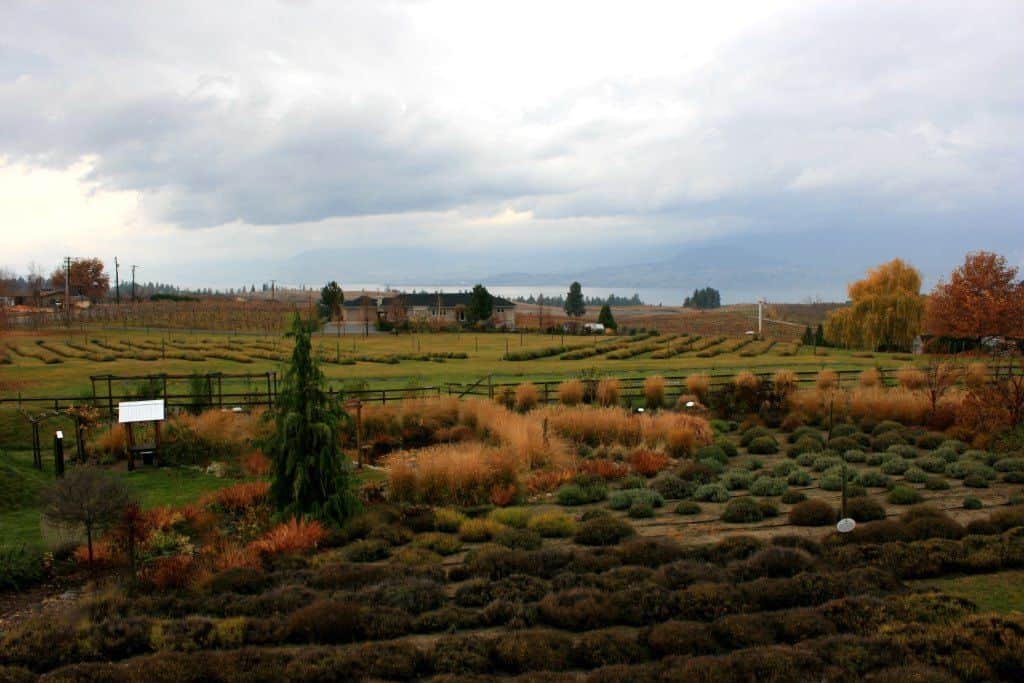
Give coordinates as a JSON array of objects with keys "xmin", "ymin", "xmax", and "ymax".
[{"xmin": 118, "ymin": 399, "xmax": 165, "ymax": 470}]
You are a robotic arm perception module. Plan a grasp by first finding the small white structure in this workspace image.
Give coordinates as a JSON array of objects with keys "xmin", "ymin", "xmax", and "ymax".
[
  {"xmin": 117, "ymin": 399, "xmax": 165, "ymax": 469},
  {"xmin": 118, "ymin": 399, "xmax": 165, "ymax": 424},
  {"xmin": 583, "ymin": 323, "xmax": 605, "ymax": 334}
]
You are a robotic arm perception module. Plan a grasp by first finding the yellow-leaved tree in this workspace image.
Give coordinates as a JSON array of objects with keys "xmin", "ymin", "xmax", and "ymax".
[{"xmin": 825, "ymin": 259, "xmax": 924, "ymax": 352}]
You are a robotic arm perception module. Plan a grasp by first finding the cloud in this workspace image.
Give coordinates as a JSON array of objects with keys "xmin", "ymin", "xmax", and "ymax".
[{"xmin": 0, "ymin": 0, "xmax": 1022, "ymax": 283}]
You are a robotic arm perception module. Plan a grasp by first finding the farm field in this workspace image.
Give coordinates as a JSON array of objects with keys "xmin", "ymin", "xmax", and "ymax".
[{"xmin": 1, "ymin": 327, "xmax": 914, "ymax": 401}]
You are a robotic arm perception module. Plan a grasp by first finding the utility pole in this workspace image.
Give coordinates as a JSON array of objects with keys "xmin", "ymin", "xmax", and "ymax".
[
  {"xmin": 131, "ymin": 265, "xmax": 139, "ymax": 302},
  {"xmin": 757, "ymin": 299, "xmax": 765, "ymax": 337},
  {"xmin": 114, "ymin": 257, "xmax": 121, "ymax": 305},
  {"xmin": 270, "ymin": 279, "xmax": 277, "ymax": 301},
  {"xmin": 63, "ymin": 256, "xmax": 72, "ymax": 325}
]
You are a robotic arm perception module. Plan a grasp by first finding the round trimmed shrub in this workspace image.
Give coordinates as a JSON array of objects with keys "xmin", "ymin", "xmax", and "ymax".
[
  {"xmin": 934, "ymin": 447, "xmax": 960, "ymax": 464},
  {"xmin": 880, "ymin": 458, "xmax": 910, "ymax": 475},
  {"xmin": 629, "ymin": 502, "xmax": 655, "ymax": 519},
  {"xmin": 828, "ymin": 436, "xmax": 861, "ymax": 453},
  {"xmin": 759, "ymin": 500, "xmax": 779, "ymax": 518},
  {"xmin": 721, "ymin": 497, "xmax": 764, "ymax": 523},
  {"xmin": 693, "ymin": 484, "xmax": 729, "ymax": 503},
  {"xmin": 963, "ymin": 496, "xmax": 983, "ymax": 510},
  {"xmin": 917, "ymin": 456, "xmax": 946, "ymax": 474},
  {"xmin": 963, "ymin": 474, "xmax": 990, "ymax": 489},
  {"xmin": 697, "ymin": 457, "xmax": 725, "ymax": 475},
  {"xmin": 740, "ymin": 456, "xmax": 764, "ymax": 471},
  {"xmin": 811, "ymin": 455, "xmax": 843, "ymax": 472},
  {"xmin": 747, "ymin": 436, "xmax": 780, "ymax": 455},
  {"xmin": 749, "ymin": 476, "xmax": 787, "ymax": 497},
  {"xmin": 872, "ymin": 420, "xmax": 904, "ymax": 436},
  {"xmin": 575, "ymin": 516, "xmax": 636, "ymax": 546},
  {"xmin": 675, "ymin": 501, "xmax": 701, "ymax": 515},
  {"xmin": 608, "ymin": 489, "xmax": 664, "ymax": 511},
  {"xmin": 871, "ymin": 432, "xmax": 906, "ymax": 452},
  {"xmin": 787, "ymin": 436, "xmax": 824, "ymax": 458},
  {"xmin": 819, "ymin": 466, "xmax": 858, "ymax": 491},
  {"xmin": 781, "ymin": 491, "xmax": 807, "ymax": 504},
  {"xmin": 903, "ymin": 466, "xmax": 928, "ymax": 484},
  {"xmin": 795, "ymin": 452, "xmax": 816, "ymax": 467},
  {"xmin": 887, "ymin": 486, "xmax": 923, "ymax": 505},
  {"xmin": 940, "ymin": 439, "xmax": 967, "ymax": 454},
  {"xmin": 846, "ymin": 496, "xmax": 886, "ymax": 522},
  {"xmin": 715, "ymin": 438, "xmax": 739, "ymax": 459},
  {"xmin": 620, "ymin": 474, "xmax": 646, "ymax": 490},
  {"xmin": 887, "ymin": 444, "xmax": 918, "ymax": 459},
  {"xmin": 787, "ymin": 470, "xmax": 812, "ymax": 486},
  {"xmin": 995, "ymin": 457, "xmax": 1024, "ymax": 473},
  {"xmin": 650, "ymin": 474, "xmax": 696, "ymax": 500},
  {"xmin": 721, "ymin": 469, "xmax": 755, "ymax": 491},
  {"xmin": 831, "ymin": 423, "xmax": 859, "ymax": 438},
  {"xmin": 740, "ymin": 426, "xmax": 772, "ymax": 446},
  {"xmin": 949, "ymin": 461, "xmax": 996, "ymax": 481},
  {"xmin": 788, "ymin": 499, "xmax": 836, "ymax": 526},
  {"xmin": 860, "ymin": 471, "xmax": 892, "ymax": 488},
  {"xmin": 496, "ymin": 527, "xmax": 543, "ymax": 550},
  {"xmin": 924, "ymin": 476, "xmax": 950, "ymax": 490},
  {"xmin": 843, "ymin": 449, "xmax": 866, "ymax": 463},
  {"xmin": 557, "ymin": 476, "xmax": 608, "ymax": 506},
  {"xmin": 695, "ymin": 445, "xmax": 728, "ymax": 464},
  {"xmin": 773, "ymin": 461, "xmax": 797, "ymax": 477},
  {"xmin": 528, "ymin": 511, "xmax": 577, "ymax": 538}
]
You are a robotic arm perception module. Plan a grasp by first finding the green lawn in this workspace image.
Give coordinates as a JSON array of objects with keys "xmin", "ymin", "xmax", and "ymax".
[{"xmin": 914, "ymin": 572, "xmax": 1024, "ymax": 613}]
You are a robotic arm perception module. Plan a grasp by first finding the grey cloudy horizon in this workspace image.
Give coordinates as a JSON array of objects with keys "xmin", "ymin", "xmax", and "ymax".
[{"xmin": 1, "ymin": 0, "xmax": 1022, "ymax": 296}]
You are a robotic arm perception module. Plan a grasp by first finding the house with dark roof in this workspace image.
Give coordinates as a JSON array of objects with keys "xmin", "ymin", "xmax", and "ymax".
[{"xmin": 342, "ymin": 291, "xmax": 516, "ymax": 328}]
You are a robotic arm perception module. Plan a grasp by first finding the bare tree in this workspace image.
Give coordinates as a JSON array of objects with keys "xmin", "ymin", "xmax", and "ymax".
[
  {"xmin": 40, "ymin": 466, "xmax": 132, "ymax": 569},
  {"xmin": 921, "ymin": 360, "xmax": 963, "ymax": 417}
]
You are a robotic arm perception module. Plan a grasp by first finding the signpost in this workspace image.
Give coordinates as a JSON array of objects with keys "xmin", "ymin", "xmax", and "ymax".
[{"xmin": 118, "ymin": 399, "xmax": 165, "ymax": 470}]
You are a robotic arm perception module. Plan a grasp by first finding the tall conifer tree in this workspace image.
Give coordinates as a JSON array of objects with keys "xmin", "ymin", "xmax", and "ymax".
[{"xmin": 268, "ymin": 314, "xmax": 358, "ymax": 524}]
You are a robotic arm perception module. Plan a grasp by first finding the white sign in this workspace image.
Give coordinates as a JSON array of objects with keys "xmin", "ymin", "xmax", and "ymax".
[
  {"xmin": 56, "ymin": 430, "xmax": 63, "ymax": 439},
  {"xmin": 836, "ymin": 518, "xmax": 856, "ymax": 534},
  {"xmin": 118, "ymin": 399, "xmax": 166, "ymax": 424}
]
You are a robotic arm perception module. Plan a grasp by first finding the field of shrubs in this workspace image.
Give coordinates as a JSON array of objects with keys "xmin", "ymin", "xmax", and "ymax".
[{"xmin": 3, "ymin": 360, "xmax": 1023, "ymax": 680}]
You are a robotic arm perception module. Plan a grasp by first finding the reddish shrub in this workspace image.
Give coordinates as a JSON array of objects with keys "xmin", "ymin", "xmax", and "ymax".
[
  {"xmin": 241, "ymin": 450, "xmax": 271, "ymax": 476},
  {"xmin": 248, "ymin": 517, "xmax": 326, "ymax": 557},
  {"xmin": 630, "ymin": 450, "xmax": 670, "ymax": 477},
  {"xmin": 489, "ymin": 484, "xmax": 518, "ymax": 507},
  {"xmin": 203, "ymin": 481, "xmax": 271, "ymax": 513},
  {"xmin": 140, "ymin": 555, "xmax": 195, "ymax": 590},
  {"xmin": 580, "ymin": 459, "xmax": 630, "ymax": 480}
]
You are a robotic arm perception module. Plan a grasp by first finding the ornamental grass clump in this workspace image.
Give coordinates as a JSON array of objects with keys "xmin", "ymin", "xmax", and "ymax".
[
  {"xmin": 644, "ymin": 375, "xmax": 667, "ymax": 410},
  {"xmin": 558, "ymin": 380, "xmax": 584, "ymax": 406}
]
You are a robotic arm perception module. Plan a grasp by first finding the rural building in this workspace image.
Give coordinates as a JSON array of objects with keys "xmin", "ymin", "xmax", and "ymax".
[{"xmin": 342, "ymin": 292, "xmax": 517, "ymax": 328}]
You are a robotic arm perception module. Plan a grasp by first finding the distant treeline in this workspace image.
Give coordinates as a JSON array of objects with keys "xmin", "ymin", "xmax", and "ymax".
[
  {"xmin": 683, "ymin": 287, "xmax": 721, "ymax": 309},
  {"xmin": 513, "ymin": 293, "xmax": 644, "ymax": 306}
]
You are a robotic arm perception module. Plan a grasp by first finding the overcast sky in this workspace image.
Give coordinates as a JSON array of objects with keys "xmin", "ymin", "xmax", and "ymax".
[{"xmin": 1, "ymin": 0, "xmax": 1022, "ymax": 294}]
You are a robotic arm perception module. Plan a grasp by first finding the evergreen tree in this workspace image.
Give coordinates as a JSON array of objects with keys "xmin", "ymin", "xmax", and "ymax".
[
  {"xmin": 565, "ymin": 281, "xmax": 585, "ymax": 317},
  {"xmin": 684, "ymin": 287, "xmax": 722, "ymax": 309},
  {"xmin": 319, "ymin": 281, "xmax": 344, "ymax": 321},
  {"xmin": 267, "ymin": 314, "xmax": 358, "ymax": 525},
  {"xmin": 597, "ymin": 304, "xmax": 617, "ymax": 330},
  {"xmin": 801, "ymin": 325, "xmax": 814, "ymax": 346},
  {"xmin": 466, "ymin": 284, "xmax": 494, "ymax": 324},
  {"xmin": 815, "ymin": 324, "xmax": 827, "ymax": 347}
]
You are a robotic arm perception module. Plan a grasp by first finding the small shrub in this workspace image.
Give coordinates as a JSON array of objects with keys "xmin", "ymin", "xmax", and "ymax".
[
  {"xmin": 880, "ymin": 458, "xmax": 910, "ymax": 475},
  {"xmin": 514, "ymin": 383, "xmax": 540, "ymax": 412},
  {"xmin": 644, "ymin": 376, "xmax": 667, "ymax": 410},
  {"xmin": 695, "ymin": 444, "xmax": 728, "ymax": 464},
  {"xmin": 747, "ymin": 436, "xmax": 780, "ymax": 455},
  {"xmin": 0, "ymin": 546, "xmax": 43, "ymax": 591},
  {"xmin": 788, "ymin": 499, "xmax": 836, "ymax": 526},
  {"xmin": 596, "ymin": 379, "xmax": 620, "ymax": 407},
  {"xmin": 916, "ymin": 432, "xmax": 946, "ymax": 450},
  {"xmin": 575, "ymin": 516, "xmax": 636, "ymax": 546},
  {"xmin": 629, "ymin": 502, "xmax": 655, "ymax": 518},
  {"xmin": 860, "ymin": 471, "xmax": 892, "ymax": 488},
  {"xmin": 650, "ymin": 474, "xmax": 695, "ymax": 500},
  {"xmin": 924, "ymin": 476, "xmax": 949, "ymax": 490},
  {"xmin": 529, "ymin": 511, "xmax": 577, "ymax": 538},
  {"xmin": 749, "ymin": 476, "xmax": 787, "ymax": 497},
  {"xmin": 630, "ymin": 450, "xmax": 670, "ymax": 477},
  {"xmin": 249, "ymin": 517, "xmax": 326, "ymax": 558},
  {"xmin": 458, "ymin": 519, "xmax": 504, "ymax": 542},
  {"xmin": 887, "ymin": 486, "xmax": 923, "ymax": 505},
  {"xmin": 721, "ymin": 469, "xmax": 754, "ymax": 490},
  {"xmin": 620, "ymin": 474, "xmax": 646, "ymax": 489},
  {"xmin": 715, "ymin": 439, "xmax": 739, "ymax": 458},
  {"xmin": 781, "ymin": 491, "xmax": 807, "ymax": 504},
  {"xmin": 608, "ymin": 489, "xmax": 664, "ymax": 510},
  {"xmin": 721, "ymin": 497, "xmax": 764, "ymax": 523},
  {"xmin": 675, "ymin": 501, "xmax": 701, "ymax": 515},
  {"xmin": 434, "ymin": 508, "xmax": 467, "ymax": 533},
  {"xmin": 816, "ymin": 369, "xmax": 838, "ymax": 390},
  {"xmin": 963, "ymin": 473, "xmax": 989, "ymax": 488},
  {"xmin": 963, "ymin": 496, "xmax": 983, "ymax": 510},
  {"xmin": 846, "ymin": 497, "xmax": 886, "ymax": 522},
  {"xmin": 787, "ymin": 470, "xmax": 812, "ymax": 486},
  {"xmin": 346, "ymin": 538, "xmax": 391, "ymax": 562},
  {"xmin": 489, "ymin": 507, "xmax": 532, "ymax": 529},
  {"xmin": 693, "ymin": 484, "xmax": 729, "ymax": 503},
  {"xmin": 556, "ymin": 477, "xmax": 608, "ymax": 506},
  {"xmin": 843, "ymin": 449, "xmax": 866, "ymax": 463},
  {"xmin": 496, "ymin": 527, "xmax": 543, "ymax": 550}
]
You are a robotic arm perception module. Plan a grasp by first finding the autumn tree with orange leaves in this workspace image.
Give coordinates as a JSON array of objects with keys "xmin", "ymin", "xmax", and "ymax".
[
  {"xmin": 825, "ymin": 258, "xmax": 924, "ymax": 352},
  {"xmin": 926, "ymin": 251, "xmax": 1024, "ymax": 343},
  {"xmin": 50, "ymin": 257, "xmax": 110, "ymax": 302}
]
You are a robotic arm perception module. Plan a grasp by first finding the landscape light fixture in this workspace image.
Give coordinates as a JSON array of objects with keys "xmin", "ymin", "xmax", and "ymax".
[
  {"xmin": 837, "ymin": 518, "xmax": 856, "ymax": 534},
  {"xmin": 685, "ymin": 401, "xmax": 696, "ymax": 408}
]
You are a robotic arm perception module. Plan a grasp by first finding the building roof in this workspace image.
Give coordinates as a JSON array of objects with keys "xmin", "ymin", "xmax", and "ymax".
[{"xmin": 399, "ymin": 292, "xmax": 515, "ymax": 308}]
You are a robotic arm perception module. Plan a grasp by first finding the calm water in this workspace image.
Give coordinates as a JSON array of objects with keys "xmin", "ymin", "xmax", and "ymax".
[{"xmin": 347, "ymin": 284, "xmax": 691, "ymax": 307}]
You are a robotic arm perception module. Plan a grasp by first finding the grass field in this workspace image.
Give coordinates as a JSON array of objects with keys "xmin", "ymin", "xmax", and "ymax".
[
  {"xmin": 1, "ymin": 326, "xmax": 912, "ymax": 399},
  {"xmin": 913, "ymin": 571, "xmax": 1024, "ymax": 613}
]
